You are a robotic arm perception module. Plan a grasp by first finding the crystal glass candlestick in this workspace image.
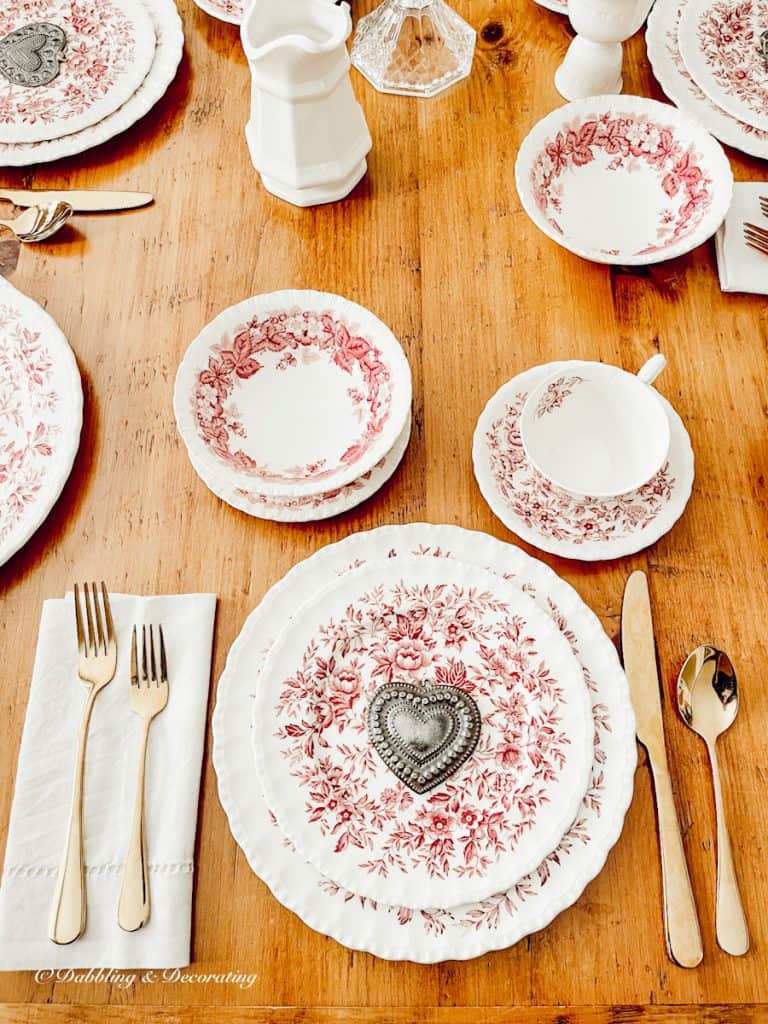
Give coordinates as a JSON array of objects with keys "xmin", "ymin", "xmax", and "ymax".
[{"xmin": 351, "ymin": 0, "xmax": 476, "ymax": 98}]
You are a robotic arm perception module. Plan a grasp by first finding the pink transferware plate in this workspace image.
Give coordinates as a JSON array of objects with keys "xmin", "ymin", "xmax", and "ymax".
[
  {"xmin": 678, "ymin": 0, "xmax": 768, "ymax": 132},
  {"xmin": 212, "ymin": 524, "xmax": 636, "ymax": 961},
  {"xmin": 191, "ymin": 0, "xmax": 243, "ymax": 25},
  {"xmin": 252, "ymin": 556, "xmax": 594, "ymax": 911},
  {"xmin": 0, "ymin": 278, "xmax": 82, "ymax": 568},
  {"xmin": 647, "ymin": 0, "xmax": 768, "ymax": 158},
  {"xmin": 515, "ymin": 95, "xmax": 733, "ymax": 265},
  {"xmin": 0, "ymin": 0, "xmax": 156, "ymax": 145},
  {"xmin": 472, "ymin": 362, "xmax": 695, "ymax": 562},
  {"xmin": 174, "ymin": 291, "xmax": 412, "ymax": 500},
  {"xmin": 0, "ymin": 0, "xmax": 183, "ymax": 167}
]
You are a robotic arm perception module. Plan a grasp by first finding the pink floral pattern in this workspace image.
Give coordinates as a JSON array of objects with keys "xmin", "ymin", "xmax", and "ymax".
[
  {"xmin": 192, "ymin": 308, "xmax": 394, "ymax": 485},
  {"xmin": 694, "ymin": 0, "xmax": 768, "ymax": 115},
  {"xmin": 486, "ymin": 389, "xmax": 676, "ymax": 545},
  {"xmin": 272, "ymin": 571, "xmax": 579, "ymax": 886},
  {"xmin": 200, "ymin": 0, "xmax": 243, "ymax": 19},
  {"xmin": 0, "ymin": 301, "xmax": 61, "ymax": 547},
  {"xmin": 530, "ymin": 111, "xmax": 714, "ymax": 255},
  {"xmin": 534, "ymin": 375, "xmax": 583, "ymax": 418},
  {"xmin": 0, "ymin": 0, "xmax": 142, "ymax": 132}
]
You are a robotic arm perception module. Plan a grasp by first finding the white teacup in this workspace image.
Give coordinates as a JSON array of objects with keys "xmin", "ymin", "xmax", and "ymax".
[{"xmin": 520, "ymin": 355, "xmax": 670, "ymax": 499}]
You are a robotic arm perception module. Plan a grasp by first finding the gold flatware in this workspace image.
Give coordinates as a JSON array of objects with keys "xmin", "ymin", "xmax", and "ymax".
[
  {"xmin": 0, "ymin": 188, "xmax": 154, "ymax": 213},
  {"xmin": 621, "ymin": 570, "xmax": 703, "ymax": 968},
  {"xmin": 118, "ymin": 625, "xmax": 169, "ymax": 932},
  {"xmin": 677, "ymin": 646, "xmax": 749, "ymax": 956},
  {"xmin": 49, "ymin": 582, "xmax": 117, "ymax": 945},
  {"xmin": 759, "ymin": 195, "xmax": 768, "ymax": 220},
  {"xmin": 0, "ymin": 202, "xmax": 72, "ymax": 243},
  {"xmin": 743, "ymin": 221, "xmax": 768, "ymax": 257}
]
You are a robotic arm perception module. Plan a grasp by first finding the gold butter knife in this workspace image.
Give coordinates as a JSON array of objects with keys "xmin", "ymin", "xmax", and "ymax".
[
  {"xmin": 0, "ymin": 189, "xmax": 153, "ymax": 213},
  {"xmin": 621, "ymin": 570, "xmax": 703, "ymax": 968}
]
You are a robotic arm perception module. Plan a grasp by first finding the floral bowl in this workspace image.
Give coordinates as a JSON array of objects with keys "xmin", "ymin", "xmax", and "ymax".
[{"xmin": 515, "ymin": 95, "xmax": 733, "ymax": 265}]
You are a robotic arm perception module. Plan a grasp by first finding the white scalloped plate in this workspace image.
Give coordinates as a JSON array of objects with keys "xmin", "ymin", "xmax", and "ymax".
[
  {"xmin": 212, "ymin": 524, "xmax": 636, "ymax": 962},
  {"xmin": 0, "ymin": 0, "xmax": 183, "ymax": 166},
  {"xmin": 0, "ymin": 278, "xmax": 82, "ymax": 568},
  {"xmin": 472, "ymin": 362, "xmax": 695, "ymax": 561}
]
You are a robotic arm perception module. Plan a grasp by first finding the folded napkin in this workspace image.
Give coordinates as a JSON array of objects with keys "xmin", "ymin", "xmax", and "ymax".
[
  {"xmin": 0, "ymin": 592, "xmax": 216, "ymax": 970},
  {"xmin": 715, "ymin": 182, "xmax": 768, "ymax": 294}
]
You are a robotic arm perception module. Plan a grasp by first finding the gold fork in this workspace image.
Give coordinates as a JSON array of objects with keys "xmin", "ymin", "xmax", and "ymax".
[
  {"xmin": 49, "ymin": 582, "xmax": 117, "ymax": 945},
  {"xmin": 743, "ymin": 221, "xmax": 768, "ymax": 257},
  {"xmin": 759, "ymin": 195, "xmax": 768, "ymax": 220},
  {"xmin": 118, "ymin": 625, "xmax": 169, "ymax": 932}
]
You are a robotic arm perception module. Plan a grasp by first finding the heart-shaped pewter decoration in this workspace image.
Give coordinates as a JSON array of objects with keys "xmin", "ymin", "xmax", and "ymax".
[
  {"xmin": 0, "ymin": 23, "xmax": 67, "ymax": 89},
  {"xmin": 367, "ymin": 682, "xmax": 481, "ymax": 794}
]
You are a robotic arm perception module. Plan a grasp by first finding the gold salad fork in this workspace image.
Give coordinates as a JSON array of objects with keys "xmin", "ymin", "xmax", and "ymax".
[
  {"xmin": 118, "ymin": 625, "xmax": 169, "ymax": 932},
  {"xmin": 744, "ymin": 221, "xmax": 768, "ymax": 256},
  {"xmin": 50, "ymin": 583, "xmax": 117, "ymax": 945}
]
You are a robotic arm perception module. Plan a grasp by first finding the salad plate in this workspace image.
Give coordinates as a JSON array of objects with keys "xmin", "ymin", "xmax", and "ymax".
[
  {"xmin": 0, "ymin": 0, "xmax": 156, "ymax": 145},
  {"xmin": 0, "ymin": 278, "xmax": 82, "ymax": 569},
  {"xmin": 473, "ymin": 362, "xmax": 695, "ymax": 561},
  {"xmin": 678, "ymin": 0, "xmax": 768, "ymax": 132},
  {"xmin": 252, "ymin": 555, "xmax": 594, "ymax": 911},
  {"xmin": 174, "ymin": 291, "xmax": 412, "ymax": 500},
  {"xmin": 0, "ymin": 0, "xmax": 183, "ymax": 167},
  {"xmin": 515, "ymin": 95, "xmax": 733, "ymax": 265},
  {"xmin": 647, "ymin": 0, "xmax": 768, "ymax": 159},
  {"xmin": 187, "ymin": 413, "xmax": 411, "ymax": 522},
  {"xmin": 212, "ymin": 524, "xmax": 636, "ymax": 961}
]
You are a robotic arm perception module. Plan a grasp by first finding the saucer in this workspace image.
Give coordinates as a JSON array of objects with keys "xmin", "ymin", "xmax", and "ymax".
[
  {"xmin": 191, "ymin": 0, "xmax": 243, "ymax": 25},
  {"xmin": 472, "ymin": 362, "xmax": 695, "ymax": 561}
]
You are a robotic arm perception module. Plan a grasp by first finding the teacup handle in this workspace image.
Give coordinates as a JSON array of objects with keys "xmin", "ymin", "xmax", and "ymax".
[{"xmin": 636, "ymin": 354, "xmax": 667, "ymax": 386}]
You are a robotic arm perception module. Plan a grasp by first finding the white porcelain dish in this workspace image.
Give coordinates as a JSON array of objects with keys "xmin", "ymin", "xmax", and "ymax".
[
  {"xmin": 520, "ymin": 356, "xmax": 670, "ymax": 498},
  {"xmin": 515, "ymin": 94, "xmax": 733, "ymax": 265},
  {"xmin": 473, "ymin": 362, "xmax": 695, "ymax": 561},
  {"xmin": 647, "ymin": 0, "xmax": 768, "ymax": 159},
  {"xmin": 0, "ymin": 278, "xmax": 82, "ymax": 568},
  {"xmin": 0, "ymin": 0, "xmax": 183, "ymax": 167},
  {"xmin": 192, "ymin": 0, "xmax": 243, "ymax": 25},
  {"xmin": 174, "ymin": 290, "xmax": 412, "ymax": 499},
  {"xmin": 212, "ymin": 524, "xmax": 636, "ymax": 961}
]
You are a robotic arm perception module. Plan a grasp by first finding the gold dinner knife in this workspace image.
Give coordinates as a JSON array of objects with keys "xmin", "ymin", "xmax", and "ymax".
[
  {"xmin": 0, "ymin": 189, "xmax": 153, "ymax": 213},
  {"xmin": 621, "ymin": 570, "xmax": 704, "ymax": 968}
]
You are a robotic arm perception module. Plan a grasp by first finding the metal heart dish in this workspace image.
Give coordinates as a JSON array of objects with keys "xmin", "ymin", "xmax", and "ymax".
[
  {"xmin": 0, "ymin": 23, "xmax": 66, "ymax": 88},
  {"xmin": 367, "ymin": 682, "xmax": 481, "ymax": 794}
]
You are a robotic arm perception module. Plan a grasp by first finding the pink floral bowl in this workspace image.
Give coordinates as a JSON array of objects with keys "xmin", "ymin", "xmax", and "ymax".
[
  {"xmin": 174, "ymin": 291, "xmax": 412, "ymax": 499},
  {"xmin": 515, "ymin": 95, "xmax": 733, "ymax": 265}
]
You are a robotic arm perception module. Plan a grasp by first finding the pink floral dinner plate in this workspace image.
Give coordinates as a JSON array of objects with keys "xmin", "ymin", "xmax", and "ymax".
[
  {"xmin": 174, "ymin": 291, "xmax": 412, "ymax": 500},
  {"xmin": 647, "ymin": 0, "xmax": 768, "ymax": 158},
  {"xmin": 678, "ymin": 0, "xmax": 768, "ymax": 132},
  {"xmin": 0, "ymin": 0, "xmax": 183, "ymax": 167},
  {"xmin": 252, "ymin": 556, "xmax": 594, "ymax": 911},
  {"xmin": 515, "ymin": 95, "xmax": 733, "ymax": 265},
  {"xmin": 191, "ymin": 0, "xmax": 243, "ymax": 25},
  {"xmin": 213, "ymin": 524, "xmax": 636, "ymax": 961},
  {"xmin": 472, "ymin": 362, "xmax": 695, "ymax": 561},
  {"xmin": 187, "ymin": 414, "xmax": 411, "ymax": 523},
  {"xmin": 0, "ymin": 278, "xmax": 82, "ymax": 568},
  {"xmin": 0, "ymin": 0, "xmax": 156, "ymax": 145}
]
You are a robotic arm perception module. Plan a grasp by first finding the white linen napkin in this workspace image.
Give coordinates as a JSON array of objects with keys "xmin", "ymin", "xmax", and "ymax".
[
  {"xmin": 0, "ymin": 592, "xmax": 216, "ymax": 970},
  {"xmin": 715, "ymin": 182, "xmax": 768, "ymax": 294}
]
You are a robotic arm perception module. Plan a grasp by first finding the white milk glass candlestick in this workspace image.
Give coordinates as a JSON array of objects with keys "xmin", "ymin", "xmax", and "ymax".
[
  {"xmin": 241, "ymin": 0, "xmax": 372, "ymax": 207},
  {"xmin": 351, "ymin": 0, "xmax": 476, "ymax": 98},
  {"xmin": 555, "ymin": 0, "xmax": 650, "ymax": 100}
]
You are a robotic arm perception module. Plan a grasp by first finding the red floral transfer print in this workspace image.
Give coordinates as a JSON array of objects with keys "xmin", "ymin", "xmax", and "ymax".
[
  {"xmin": 695, "ymin": 0, "xmax": 768, "ymax": 115},
  {"xmin": 530, "ymin": 111, "xmax": 714, "ymax": 255},
  {"xmin": 273, "ymin": 575, "xmax": 575, "ymax": 883},
  {"xmin": 534, "ymin": 375, "xmax": 583, "ymax": 418},
  {"xmin": 192, "ymin": 308, "xmax": 394, "ymax": 485}
]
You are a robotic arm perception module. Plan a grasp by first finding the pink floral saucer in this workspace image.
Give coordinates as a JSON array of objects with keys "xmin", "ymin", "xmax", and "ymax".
[
  {"xmin": 191, "ymin": 0, "xmax": 243, "ymax": 25},
  {"xmin": 174, "ymin": 291, "xmax": 412, "ymax": 500},
  {"xmin": 0, "ymin": 0, "xmax": 157, "ymax": 145},
  {"xmin": 472, "ymin": 362, "xmax": 695, "ymax": 561},
  {"xmin": 0, "ymin": 278, "xmax": 82, "ymax": 568},
  {"xmin": 252, "ymin": 556, "xmax": 594, "ymax": 911}
]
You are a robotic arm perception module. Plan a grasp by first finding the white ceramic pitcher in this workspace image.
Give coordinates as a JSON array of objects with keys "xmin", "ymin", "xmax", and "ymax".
[{"xmin": 241, "ymin": 0, "xmax": 372, "ymax": 207}]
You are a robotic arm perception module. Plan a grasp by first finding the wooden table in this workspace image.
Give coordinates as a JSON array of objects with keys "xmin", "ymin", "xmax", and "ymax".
[{"xmin": 1, "ymin": 1, "xmax": 767, "ymax": 1020}]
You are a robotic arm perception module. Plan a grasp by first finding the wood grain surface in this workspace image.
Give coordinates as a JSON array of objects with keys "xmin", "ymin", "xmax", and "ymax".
[{"xmin": 1, "ymin": 0, "xmax": 766, "ymax": 1021}]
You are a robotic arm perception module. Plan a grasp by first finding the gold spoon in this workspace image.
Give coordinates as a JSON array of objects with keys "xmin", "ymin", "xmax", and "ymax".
[
  {"xmin": 677, "ymin": 645, "xmax": 749, "ymax": 956},
  {"xmin": 0, "ymin": 201, "xmax": 73, "ymax": 243}
]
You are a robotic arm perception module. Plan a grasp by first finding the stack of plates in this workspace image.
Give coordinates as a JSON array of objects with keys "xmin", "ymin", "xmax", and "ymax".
[
  {"xmin": 648, "ymin": 0, "xmax": 768, "ymax": 159},
  {"xmin": 0, "ymin": 0, "xmax": 183, "ymax": 167},
  {"xmin": 212, "ymin": 523, "xmax": 636, "ymax": 961},
  {"xmin": 0, "ymin": 277, "xmax": 82, "ymax": 568},
  {"xmin": 174, "ymin": 291, "xmax": 413, "ymax": 523}
]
